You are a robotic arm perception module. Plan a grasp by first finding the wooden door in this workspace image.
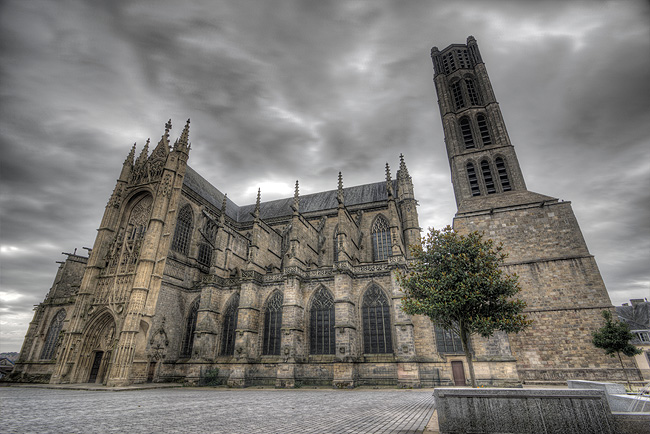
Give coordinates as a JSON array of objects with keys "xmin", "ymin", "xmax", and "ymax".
[
  {"xmin": 451, "ymin": 361, "xmax": 466, "ymax": 386},
  {"xmin": 88, "ymin": 351, "xmax": 103, "ymax": 383}
]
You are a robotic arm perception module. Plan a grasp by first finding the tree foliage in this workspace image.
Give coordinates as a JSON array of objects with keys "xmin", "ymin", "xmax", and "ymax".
[
  {"xmin": 398, "ymin": 226, "xmax": 531, "ymax": 387},
  {"xmin": 592, "ymin": 310, "xmax": 641, "ymax": 389}
]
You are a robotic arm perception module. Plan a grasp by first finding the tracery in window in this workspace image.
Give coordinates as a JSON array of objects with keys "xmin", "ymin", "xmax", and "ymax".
[
  {"xmin": 477, "ymin": 114, "xmax": 492, "ymax": 146},
  {"xmin": 41, "ymin": 309, "xmax": 66, "ymax": 360},
  {"xmin": 467, "ymin": 163, "xmax": 481, "ymax": 197},
  {"xmin": 371, "ymin": 216, "xmax": 392, "ymax": 261},
  {"xmin": 435, "ymin": 326, "xmax": 464, "ymax": 354},
  {"xmin": 221, "ymin": 293, "xmax": 239, "ymax": 356},
  {"xmin": 465, "ymin": 78, "xmax": 481, "ymax": 106},
  {"xmin": 481, "ymin": 160, "xmax": 496, "ymax": 194},
  {"xmin": 180, "ymin": 298, "xmax": 199, "ymax": 357},
  {"xmin": 459, "ymin": 117, "xmax": 475, "ymax": 149},
  {"xmin": 495, "ymin": 157, "xmax": 512, "ymax": 192},
  {"xmin": 309, "ymin": 287, "xmax": 335, "ymax": 355},
  {"xmin": 197, "ymin": 243, "xmax": 212, "ymax": 266},
  {"xmin": 362, "ymin": 286, "xmax": 392, "ymax": 354},
  {"xmin": 451, "ymin": 81, "xmax": 465, "ymax": 110},
  {"xmin": 126, "ymin": 195, "xmax": 152, "ymax": 241},
  {"xmin": 172, "ymin": 205, "xmax": 193, "ymax": 255},
  {"xmin": 262, "ymin": 292, "xmax": 283, "ymax": 356}
]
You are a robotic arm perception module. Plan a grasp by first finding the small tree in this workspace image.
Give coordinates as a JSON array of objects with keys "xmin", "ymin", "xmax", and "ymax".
[
  {"xmin": 398, "ymin": 226, "xmax": 531, "ymax": 387},
  {"xmin": 592, "ymin": 310, "xmax": 641, "ymax": 390}
]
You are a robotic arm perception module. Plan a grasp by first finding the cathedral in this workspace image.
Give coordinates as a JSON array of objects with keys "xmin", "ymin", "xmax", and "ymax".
[{"xmin": 12, "ymin": 37, "xmax": 640, "ymax": 387}]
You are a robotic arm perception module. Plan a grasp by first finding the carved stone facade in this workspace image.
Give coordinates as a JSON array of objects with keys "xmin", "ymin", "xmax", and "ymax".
[{"xmin": 13, "ymin": 38, "xmax": 637, "ymax": 387}]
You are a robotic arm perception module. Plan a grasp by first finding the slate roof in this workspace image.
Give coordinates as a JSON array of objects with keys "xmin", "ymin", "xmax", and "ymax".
[
  {"xmin": 183, "ymin": 165, "xmax": 394, "ymax": 223},
  {"xmin": 616, "ymin": 301, "xmax": 650, "ymax": 331}
]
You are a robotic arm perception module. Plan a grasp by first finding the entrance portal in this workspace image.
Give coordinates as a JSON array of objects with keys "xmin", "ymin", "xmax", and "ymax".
[
  {"xmin": 88, "ymin": 351, "xmax": 104, "ymax": 383},
  {"xmin": 451, "ymin": 361, "xmax": 466, "ymax": 386}
]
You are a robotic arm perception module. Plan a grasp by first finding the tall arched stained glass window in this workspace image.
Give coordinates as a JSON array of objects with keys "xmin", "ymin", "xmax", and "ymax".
[
  {"xmin": 477, "ymin": 114, "xmax": 492, "ymax": 146},
  {"xmin": 221, "ymin": 293, "xmax": 239, "ymax": 356},
  {"xmin": 481, "ymin": 160, "xmax": 496, "ymax": 194},
  {"xmin": 41, "ymin": 309, "xmax": 66, "ymax": 360},
  {"xmin": 460, "ymin": 117, "xmax": 475, "ymax": 149},
  {"xmin": 309, "ymin": 287, "xmax": 335, "ymax": 355},
  {"xmin": 467, "ymin": 163, "xmax": 481, "ymax": 197},
  {"xmin": 262, "ymin": 292, "xmax": 283, "ymax": 356},
  {"xmin": 172, "ymin": 205, "xmax": 193, "ymax": 255},
  {"xmin": 180, "ymin": 298, "xmax": 199, "ymax": 357},
  {"xmin": 372, "ymin": 216, "xmax": 392, "ymax": 262},
  {"xmin": 495, "ymin": 157, "xmax": 512, "ymax": 192},
  {"xmin": 362, "ymin": 286, "xmax": 392, "ymax": 354}
]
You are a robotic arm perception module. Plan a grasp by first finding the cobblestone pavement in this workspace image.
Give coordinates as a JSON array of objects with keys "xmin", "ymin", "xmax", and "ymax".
[{"xmin": 1, "ymin": 387, "xmax": 435, "ymax": 434}]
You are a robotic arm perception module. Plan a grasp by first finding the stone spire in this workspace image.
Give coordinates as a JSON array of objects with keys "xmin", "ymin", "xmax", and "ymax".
[
  {"xmin": 134, "ymin": 138, "xmax": 150, "ymax": 169},
  {"xmin": 254, "ymin": 188, "xmax": 261, "ymax": 219},
  {"xmin": 152, "ymin": 119, "xmax": 172, "ymax": 160},
  {"xmin": 385, "ymin": 162, "xmax": 394, "ymax": 197},
  {"xmin": 292, "ymin": 180, "xmax": 300, "ymax": 213},
  {"xmin": 397, "ymin": 153, "xmax": 410, "ymax": 181},
  {"xmin": 119, "ymin": 143, "xmax": 136, "ymax": 181},
  {"xmin": 337, "ymin": 172, "xmax": 344, "ymax": 206},
  {"xmin": 173, "ymin": 119, "xmax": 191, "ymax": 154}
]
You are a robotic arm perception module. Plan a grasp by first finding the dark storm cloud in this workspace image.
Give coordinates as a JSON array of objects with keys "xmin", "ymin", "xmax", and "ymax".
[{"xmin": 1, "ymin": 0, "xmax": 648, "ymax": 352}]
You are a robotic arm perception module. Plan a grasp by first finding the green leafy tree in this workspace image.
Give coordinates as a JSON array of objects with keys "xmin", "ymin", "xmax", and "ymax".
[
  {"xmin": 592, "ymin": 310, "xmax": 642, "ymax": 389},
  {"xmin": 398, "ymin": 226, "xmax": 531, "ymax": 388}
]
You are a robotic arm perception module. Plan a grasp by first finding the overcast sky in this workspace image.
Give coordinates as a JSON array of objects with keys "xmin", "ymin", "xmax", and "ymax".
[{"xmin": 1, "ymin": 0, "xmax": 648, "ymax": 353}]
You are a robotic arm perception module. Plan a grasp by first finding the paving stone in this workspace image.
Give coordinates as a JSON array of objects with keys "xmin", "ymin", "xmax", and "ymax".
[{"xmin": 1, "ymin": 387, "xmax": 435, "ymax": 434}]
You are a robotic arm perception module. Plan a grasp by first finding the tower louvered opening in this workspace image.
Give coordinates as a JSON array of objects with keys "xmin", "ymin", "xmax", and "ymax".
[{"xmin": 481, "ymin": 160, "xmax": 496, "ymax": 194}]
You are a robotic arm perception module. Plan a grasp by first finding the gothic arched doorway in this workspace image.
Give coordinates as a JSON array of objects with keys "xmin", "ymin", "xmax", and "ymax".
[{"xmin": 76, "ymin": 311, "xmax": 116, "ymax": 384}]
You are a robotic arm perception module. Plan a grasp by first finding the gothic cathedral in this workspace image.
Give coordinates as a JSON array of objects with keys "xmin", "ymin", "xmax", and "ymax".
[{"xmin": 13, "ymin": 37, "xmax": 640, "ymax": 387}]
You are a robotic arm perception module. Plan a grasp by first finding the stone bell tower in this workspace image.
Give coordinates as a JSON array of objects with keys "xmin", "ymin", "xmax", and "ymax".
[{"xmin": 430, "ymin": 37, "xmax": 639, "ymax": 384}]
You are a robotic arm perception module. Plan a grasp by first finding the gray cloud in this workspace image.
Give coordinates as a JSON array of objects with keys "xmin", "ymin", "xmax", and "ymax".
[{"xmin": 1, "ymin": 0, "xmax": 648, "ymax": 352}]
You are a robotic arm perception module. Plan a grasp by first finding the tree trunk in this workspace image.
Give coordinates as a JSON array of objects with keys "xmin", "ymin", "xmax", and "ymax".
[
  {"xmin": 617, "ymin": 351, "xmax": 632, "ymax": 390},
  {"xmin": 459, "ymin": 325, "xmax": 476, "ymax": 388}
]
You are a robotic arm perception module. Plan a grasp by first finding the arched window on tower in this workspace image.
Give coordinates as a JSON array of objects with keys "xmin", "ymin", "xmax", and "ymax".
[
  {"xmin": 309, "ymin": 287, "xmax": 335, "ymax": 355},
  {"xmin": 172, "ymin": 205, "xmax": 193, "ymax": 255},
  {"xmin": 451, "ymin": 81, "xmax": 465, "ymax": 110},
  {"xmin": 41, "ymin": 309, "xmax": 66, "ymax": 360},
  {"xmin": 362, "ymin": 286, "xmax": 392, "ymax": 354},
  {"xmin": 465, "ymin": 78, "xmax": 481, "ymax": 106},
  {"xmin": 262, "ymin": 292, "xmax": 283, "ymax": 356},
  {"xmin": 481, "ymin": 160, "xmax": 496, "ymax": 194},
  {"xmin": 477, "ymin": 114, "xmax": 492, "ymax": 146},
  {"xmin": 371, "ymin": 216, "xmax": 392, "ymax": 261},
  {"xmin": 467, "ymin": 163, "xmax": 481, "ymax": 197},
  {"xmin": 495, "ymin": 157, "xmax": 512, "ymax": 191},
  {"xmin": 180, "ymin": 298, "xmax": 199, "ymax": 357},
  {"xmin": 221, "ymin": 293, "xmax": 239, "ymax": 356},
  {"xmin": 459, "ymin": 117, "xmax": 475, "ymax": 149}
]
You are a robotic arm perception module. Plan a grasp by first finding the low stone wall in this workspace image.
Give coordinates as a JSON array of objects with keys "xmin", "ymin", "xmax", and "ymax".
[{"xmin": 434, "ymin": 388, "xmax": 615, "ymax": 434}]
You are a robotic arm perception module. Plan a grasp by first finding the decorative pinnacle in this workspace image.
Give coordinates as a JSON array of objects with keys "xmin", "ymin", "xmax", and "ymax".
[
  {"xmin": 221, "ymin": 193, "xmax": 228, "ymax": 214},
  {"xmin": 385, "ymin": 163, "xmax": 392, "ymax": 182},
  {"xmin": 386, "ymin": 162, "xmax": 394, "ymax": 197},
  {"xmin": 398, "ymin": 153, "xmax": 410, "ymax": 180},
  {"xmin": 124, "ymin": 143, "xmax": 136, "ymax": 165},
  {"xmin": 337, "ymin": 172, "xmax": 344, "ymax": 205},
  {"xmin": 135, "ymin": 138, "xmax": 150, "ymax": 165},
  {"xmin": 254, "ymin": 188, "xmax": 261, "ymax": 218},
  {"xmin": 292, "ymin": 180, "xmax": 300, "ymax": 212},
  {"xmin": 164, "ymin": 119, "xmax": 172, "ymax": 139},
  {"xmin": 179, "ymin": 118, "xmax": 190, "ymax": 143}
]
